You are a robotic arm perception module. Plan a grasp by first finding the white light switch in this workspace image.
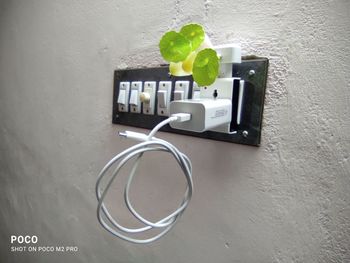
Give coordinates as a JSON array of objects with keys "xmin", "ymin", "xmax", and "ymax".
[
  {"xmin": 130, "ymin": 81, "xmax": 142, "ymax": 113},
  {"xmin": 157, "ymin": 90, "xmax": 167, "ymax": 108},
  {"xmin": 117, "ymin": 89, "xmax": 126, "ymax": 104},
  {"xmin": 174, "ymin": 81, "xmax": 189, "ymax": 101},
  {"xmin": 157, "ymin": 81, "xmax": 172, "ymax": 116},
  {"xmin": 130, "ymin": 90, "xmax": 138, "ymax": 105},
  {"xmin": 118, "ymin": 82, "xmax": 130, "ymax": 112},
  {"xmin": 174, "ymin": 90, "xmax": 184, "ymax": 101},
  {"xmin": 192, "ymin": 82, "xmax": 200, "ymax": 99},
  {"xmin": 142, "ymin": 81, "xmax": 156, "ymax": 115}
]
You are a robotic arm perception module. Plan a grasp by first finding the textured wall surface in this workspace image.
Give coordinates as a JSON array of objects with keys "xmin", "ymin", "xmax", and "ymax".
[{"xmin": 1, "ymin": 0, "xmax": 349, "ymax": 262}]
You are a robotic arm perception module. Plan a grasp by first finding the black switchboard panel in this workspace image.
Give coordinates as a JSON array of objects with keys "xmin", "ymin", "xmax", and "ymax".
[{"xmin": 112, "ymin": 57, "xmax": 268, "ymax": 146}]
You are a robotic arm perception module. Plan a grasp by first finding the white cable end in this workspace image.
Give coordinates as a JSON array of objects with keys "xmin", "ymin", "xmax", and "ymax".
[
  {"xmin": 118, "ymin": 131, "xmax": 149, "ymax": 142},
  {"xmin": 171, "ymin": 113, "xmax": 191, "ymax": 123}
]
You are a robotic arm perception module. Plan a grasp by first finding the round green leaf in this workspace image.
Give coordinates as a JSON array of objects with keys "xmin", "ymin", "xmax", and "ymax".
[
  {"xmin": 159, "ymin": 31, "xmax": 191, "ymax": 62},
  {"xmin": 192, "ymin": 48, "xmax": 219, "ymax": 86},
  {"xmin": 180, "ymin": 24, "xmax": 205, "ymax": 51}
]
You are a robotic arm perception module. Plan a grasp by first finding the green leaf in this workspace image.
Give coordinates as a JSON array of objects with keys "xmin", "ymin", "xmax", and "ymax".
[
  {"xmin": 180, "ymin": 24, "xmax": 205, "ymax": 51},
  {"xmin": 159, "ymin": 31, "xmax": 191, "ymax": 62},
  {"xmin": 192, "ymin": 48, "xmax": 219, "ymax": 86}
]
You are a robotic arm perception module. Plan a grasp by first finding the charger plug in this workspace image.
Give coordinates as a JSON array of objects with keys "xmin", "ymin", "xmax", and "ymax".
[
  {"xmin": 119, "ymin": 113, "xmax": 191, "ymax": 142},
  {"xmin": 169, "ymin": 99, "xmax": 232, "ymax": 133},
  {"xmin": 171, "ymin": 113, "xmax": 192, "ymax": 122}
]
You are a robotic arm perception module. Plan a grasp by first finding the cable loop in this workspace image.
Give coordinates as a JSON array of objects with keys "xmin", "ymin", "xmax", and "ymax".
[{"xmin": 96, "ymin": 117, "xmax": 193, "ymax": 244}]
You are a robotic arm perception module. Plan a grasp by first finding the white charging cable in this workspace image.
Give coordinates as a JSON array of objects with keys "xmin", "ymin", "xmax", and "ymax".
[{"xmin": 96, "ymin": 113, "xmax": 192, "ymax": 244}]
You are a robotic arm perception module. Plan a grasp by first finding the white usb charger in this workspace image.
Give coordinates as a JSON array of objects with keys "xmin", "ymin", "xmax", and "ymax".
[{"xmin": 169, "ymin": 99, "xmax": 232, "ymax": 133}]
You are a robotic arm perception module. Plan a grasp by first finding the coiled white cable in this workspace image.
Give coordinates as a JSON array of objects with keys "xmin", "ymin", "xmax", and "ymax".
[{"xmin": 96, "ymin": 113, "xmax": 193, "ymax": 244}]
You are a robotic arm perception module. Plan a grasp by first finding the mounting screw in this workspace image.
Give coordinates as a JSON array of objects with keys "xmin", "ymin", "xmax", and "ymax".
[
  {"xmin": 248, "ymin": 69, "xmax": 255, "ymax": 76},
  {"xmin": 242, "ymin": 130, "xmax": 248, "ymax": 137},
  {"xmin": 213, "ymin": 89, "xmax": 218, "ymax": 99}
]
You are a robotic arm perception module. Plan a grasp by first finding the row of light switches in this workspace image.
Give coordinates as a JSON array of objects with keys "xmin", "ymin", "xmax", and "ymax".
[
  {"xmin": 117, "ymin": 80, "xmax": 192, "ymax": 116},
  {"xmin": 118, "ymin": 80, "xmax": 245, "ymax": 126}
]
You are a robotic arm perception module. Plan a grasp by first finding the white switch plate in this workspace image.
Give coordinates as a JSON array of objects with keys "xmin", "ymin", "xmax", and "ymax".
[
  {"xmin": 118, "ymin": 82, "xmax": 130, "ymax": 112},
  {"xmin": 130, "ymin": 81, "xmax": 142, "ymax": 113},
  {"xmin": 174, "ymin": 81, "xmax": 190, "ymax": 101},
  {"xmin": 143, "ymin": 81, "xmax": 156, "ymax": 115},
  {"xmin": 192, "ymin": 82, "xmax": 201, "ymax": 99},
  {"xmin": 157, "ymin": 81, "xmax": 172, "ymax": 116}
]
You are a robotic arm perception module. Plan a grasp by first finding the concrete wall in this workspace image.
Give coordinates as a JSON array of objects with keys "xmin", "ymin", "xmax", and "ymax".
[{"xmin": 1, "ymin": 0, "xmax": 349, "ymax": 262}]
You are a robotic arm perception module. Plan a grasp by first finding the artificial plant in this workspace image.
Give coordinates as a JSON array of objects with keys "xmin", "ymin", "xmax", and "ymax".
[{"xmin": 159, "ymin": 23, "xmax": 219, "ymax": 86}]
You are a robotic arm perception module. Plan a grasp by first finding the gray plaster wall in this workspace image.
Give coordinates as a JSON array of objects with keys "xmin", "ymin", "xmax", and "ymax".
[{"xmin": 0, "ymin": 0, "xmax": 349, "ymax": 262}]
